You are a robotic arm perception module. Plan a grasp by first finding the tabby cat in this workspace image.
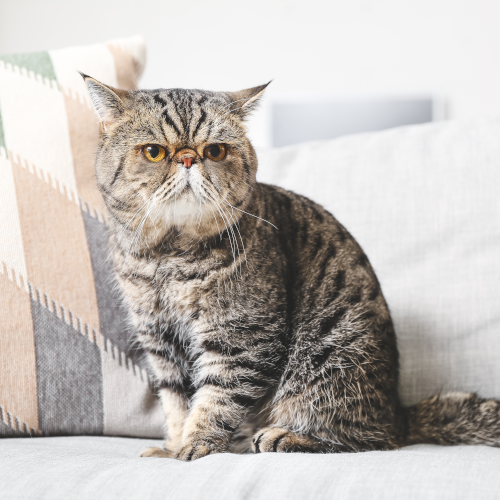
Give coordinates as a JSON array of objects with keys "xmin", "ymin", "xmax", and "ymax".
[{"xmin": 83, "ymin": 74, "xmax": 500, "ymax": 460}]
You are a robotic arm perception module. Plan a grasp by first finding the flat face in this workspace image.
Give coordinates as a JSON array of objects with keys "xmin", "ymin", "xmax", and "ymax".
[{"xmin": 91, "ymin": 85, "xmax": 259, "ymax": 241}]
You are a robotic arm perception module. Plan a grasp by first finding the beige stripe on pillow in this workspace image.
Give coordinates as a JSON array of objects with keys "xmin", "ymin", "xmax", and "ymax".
[
  {"xmin": 63, "ymin": 92, "xmax": 105, "ymax": 217},
  {"xmin": 106, "ymin": 43, "xmax": 140, "ymax": 90},
  {"xmin": 11, "ymin": 159, "xmax": 101, "ymax": 340},
  {"xmin": 0, "ymin": 270, "xmax": 38, "ymax": 431}
]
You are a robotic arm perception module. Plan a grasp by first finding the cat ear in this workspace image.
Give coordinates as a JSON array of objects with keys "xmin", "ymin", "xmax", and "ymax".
[
  {"xmin": 226, "ymin": 81, "xmax": 271, "ymax": 119},
  {"xmin": 79, "ymin": 72, "xmax": 126, "ymax": 129}
]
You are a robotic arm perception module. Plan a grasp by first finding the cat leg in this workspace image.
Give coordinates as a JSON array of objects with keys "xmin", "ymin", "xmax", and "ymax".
[
  {"xmin": 171, "ymin": 330, "xmax": 280, "ymax": 461},
  {"xmin": 174, "ymin": 370, "xmax": 271, "ymax": 461},
  {"xmin": 140, "ymin": 354, "xmax": 190, "ymax": 458},
  {"xmin": 260, "ymin": 365, "xmax": 402, "ymax": 453},
  {"xmin": 160, "ymin": 388, "xmax": 190, "ymax": 451},
  {"xmin": 140, "ymin": 389, "xmax": 190, "ymax": 458},
  {"xmin": 173, "ymin": 384, "xmax": 250, "ymax": 461},
  {"xmin": 252, "ymin": 426, "xmax": 334, "ymax": 453}
]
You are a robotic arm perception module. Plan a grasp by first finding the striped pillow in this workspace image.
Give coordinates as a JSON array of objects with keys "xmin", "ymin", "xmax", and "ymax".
[{"xmin": 0, "ymin": 36, "xmax": 164, "ymax": 438}]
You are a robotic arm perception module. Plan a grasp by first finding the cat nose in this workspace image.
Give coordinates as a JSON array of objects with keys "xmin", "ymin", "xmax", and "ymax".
[
  {"xmin": 175, "ymin": 148, "xmax": 197, "ymax": 168},
  {"xmin": 182, "ymin": 157, "xmax": 193, "ymax": 169}
]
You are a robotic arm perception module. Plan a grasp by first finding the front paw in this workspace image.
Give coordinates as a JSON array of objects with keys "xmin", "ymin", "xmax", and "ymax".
[
  {"xmin": 252, "ymin": 427, "xmax": 332, "ymax": 453},
  {"xmin": 174, "ymin": 440, "xmax": 224, "ymax": 461},
  {"xmin": 252, "ymin": 427, "xmax": 290, "ymax": 453},
  {"xmin": 140, "ymin": 446, "xmax": 174, "ymax": 458}
]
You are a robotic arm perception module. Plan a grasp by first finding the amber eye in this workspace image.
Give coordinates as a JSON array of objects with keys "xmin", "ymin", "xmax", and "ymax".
[
  {"xmin": 204, "ymin": 144, "xmax": 226, "ymax": 162},
  {"xmin": 143, "ymin": 145, "xmax": 166, "ymax": 162}
]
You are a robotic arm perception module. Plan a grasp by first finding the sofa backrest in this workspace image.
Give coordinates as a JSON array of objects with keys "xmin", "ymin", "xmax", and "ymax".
[{"xmin": 257, "ymin": 121, "xmax": 500, "ymax": 405}]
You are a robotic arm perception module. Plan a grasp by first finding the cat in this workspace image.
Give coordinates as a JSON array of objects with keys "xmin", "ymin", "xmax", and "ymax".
[{"xmin": 83, "ymin": 74, "xmax": 500, "ymax": 460}]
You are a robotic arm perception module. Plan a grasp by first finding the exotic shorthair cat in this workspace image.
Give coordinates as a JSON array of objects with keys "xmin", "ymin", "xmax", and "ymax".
[{"xmin": 83, "ymin": 74, "xmax": 500, "ymax": 460}]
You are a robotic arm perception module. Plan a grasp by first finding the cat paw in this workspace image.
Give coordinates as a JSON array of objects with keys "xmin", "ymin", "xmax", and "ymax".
[
  {"xmin": 174, "ymin": 440, "xmax": 221, "ymax": 461},
  {"xmin": 140, "ymin": 446, "xmax": 174, "ymax": 458},
  {"xmin": 252, "ymin": 427, "xmax": 290, "ymax": 453},
  {"xmin": 252, "ymin": 427, "xmax": 328, "ymax": 453}
]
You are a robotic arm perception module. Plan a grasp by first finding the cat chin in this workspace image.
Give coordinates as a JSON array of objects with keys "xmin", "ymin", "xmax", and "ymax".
[{"xmin": 154, "ymin": 196, "xmax": 210, "ymax": 230}]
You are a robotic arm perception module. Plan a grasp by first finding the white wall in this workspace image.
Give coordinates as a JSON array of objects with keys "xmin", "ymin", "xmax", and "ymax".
[{"xmin": 2, "ymin": 0, "xmax": 499, "ymax": 135}]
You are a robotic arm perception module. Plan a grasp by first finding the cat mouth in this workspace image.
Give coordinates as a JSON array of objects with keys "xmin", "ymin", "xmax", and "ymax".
[{"xmin": 180, "ymin": 182, "xmax": 198, "ymax": 200}]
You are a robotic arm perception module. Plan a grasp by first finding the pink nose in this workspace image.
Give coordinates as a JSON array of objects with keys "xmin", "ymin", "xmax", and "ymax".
[{"xmin": 182, "ymin": 157, "xmax": 193, "ymax": 168}]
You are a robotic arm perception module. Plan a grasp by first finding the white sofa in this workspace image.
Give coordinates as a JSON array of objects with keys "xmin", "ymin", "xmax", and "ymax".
[{"xmin": 2, "ymin": 120, "xmax": 500, "ymax": 499}]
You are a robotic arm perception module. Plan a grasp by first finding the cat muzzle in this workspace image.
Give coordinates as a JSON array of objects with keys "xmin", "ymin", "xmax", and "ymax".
[{"xmin": 174, "ymin": 148, "xmax": 198, "ymax": 169}]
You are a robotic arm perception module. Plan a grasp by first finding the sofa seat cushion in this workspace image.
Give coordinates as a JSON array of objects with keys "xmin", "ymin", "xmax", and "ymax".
[{"xmin": 2, "ymin": 437, "xmax": 500, "ymax": 499}]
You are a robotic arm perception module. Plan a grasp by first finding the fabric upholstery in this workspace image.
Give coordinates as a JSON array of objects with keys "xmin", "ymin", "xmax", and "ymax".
[
  {"xmin": 0, "ymin": 37, "xmax": 164, "ymax": 438},
  {"xmin": 257, "ymin": 120, "xmax": 500, "ymax": 406},
  {"xmin": 2, "ymin": 436, "xmax": 500, "ymax": 499}
]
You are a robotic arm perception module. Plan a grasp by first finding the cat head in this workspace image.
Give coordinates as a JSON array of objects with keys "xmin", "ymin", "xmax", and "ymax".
[{"xmin": 82, "ymin": 74, "xmax": 269, "ymax": 245}]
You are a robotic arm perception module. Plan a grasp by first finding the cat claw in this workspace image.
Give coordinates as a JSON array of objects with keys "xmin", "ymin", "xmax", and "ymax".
[{"xmin": 174, "ymin": 442, "xmax": 214, "ymax": 461}]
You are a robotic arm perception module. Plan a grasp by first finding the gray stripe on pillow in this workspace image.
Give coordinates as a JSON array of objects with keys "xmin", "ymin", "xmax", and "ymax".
[
  {"xmin": 82, "ymin": 210, "xmax": 147, "ymax": 369},
  {"xmin": 31, "ymin": 297, "xmax": 104, "ymax": 435},
  {"xmin": 0, "ymin": 420, "xmax": 27, "ymax": 437}
]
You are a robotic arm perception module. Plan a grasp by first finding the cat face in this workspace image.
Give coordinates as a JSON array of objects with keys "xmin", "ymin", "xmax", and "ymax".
[{"xmin": 83, "ymin": 74, "xmax": 268, "ymax": 242}]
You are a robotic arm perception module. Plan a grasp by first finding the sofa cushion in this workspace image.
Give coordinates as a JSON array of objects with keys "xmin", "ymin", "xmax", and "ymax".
[
  {"xmin": 1, "ymin": 436, "xmax": 500, "ymax": 499},
  {"xmin": 0, "ymin": 37, "xmax": 164, "ymax": 438},
  {"xmin": 257, "ymin": 120, "xmax": 500, "ymax": 405}
]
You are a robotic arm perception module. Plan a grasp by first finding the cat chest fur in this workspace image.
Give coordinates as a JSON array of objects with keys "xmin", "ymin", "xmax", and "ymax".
[{"xmin": 115, "ymin": 242, "xmax": 289, "ymax": 379}]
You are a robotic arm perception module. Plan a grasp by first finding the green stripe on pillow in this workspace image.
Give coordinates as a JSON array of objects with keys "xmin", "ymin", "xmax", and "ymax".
[{"xmin": 0, "ymin": 52, "xmax": 57, "ymax": 82}]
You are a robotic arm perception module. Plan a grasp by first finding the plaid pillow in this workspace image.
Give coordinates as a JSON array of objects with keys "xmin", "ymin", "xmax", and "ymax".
[{"xmin": 0, "ymin": 37, "xmax": 164, "ymax": 438}]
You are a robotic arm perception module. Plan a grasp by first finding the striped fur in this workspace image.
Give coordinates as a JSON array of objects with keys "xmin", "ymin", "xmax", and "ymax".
[{"xmin": 83, "ymin": 75, "xmax": 500, "ymax": 460}]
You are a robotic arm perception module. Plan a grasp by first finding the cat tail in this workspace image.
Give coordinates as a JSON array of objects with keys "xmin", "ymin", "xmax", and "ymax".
[{"xmin": 405, "ymin": 391, "xmax": 500, "ymax": 446}]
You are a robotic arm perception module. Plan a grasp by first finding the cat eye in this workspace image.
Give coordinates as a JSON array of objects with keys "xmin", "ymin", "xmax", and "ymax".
[
  {"xmin": 143, "ymin": 145, "xmax": 166, "ymax": 163},
  {"xmin": 204, "ymin": 144, "xmax": 226, "ymax": 162}
]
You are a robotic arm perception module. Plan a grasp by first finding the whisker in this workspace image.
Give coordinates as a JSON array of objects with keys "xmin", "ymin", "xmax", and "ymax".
[
  {"xmin": 202, "ymin": 186, "xmax": 238, "ymax": 268},
  {"xmin": 201, "ymin": 183, "xmax": 246, "ymax": 276},
  {"xmin": 219, "ymin": 194, "xmax": 278, "ymax": 230},
  {"xmin": 203, "ymin": 182, "xmax": 248, "ymax": 270}
]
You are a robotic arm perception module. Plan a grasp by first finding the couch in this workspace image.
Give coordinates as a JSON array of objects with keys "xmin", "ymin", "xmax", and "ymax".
[{"xmin": 2, "ymin": 117, "xmax": 500, "ymax": 499}]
